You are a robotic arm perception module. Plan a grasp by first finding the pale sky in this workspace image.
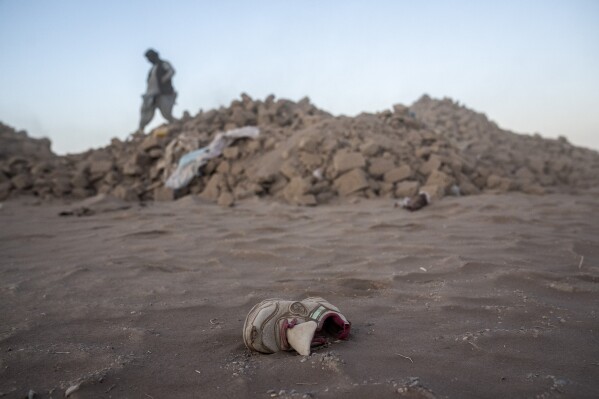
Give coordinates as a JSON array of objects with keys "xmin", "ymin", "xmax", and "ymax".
[{"xmin": 1, "ymin": 1, "xmax": 598, "ymax": 154}]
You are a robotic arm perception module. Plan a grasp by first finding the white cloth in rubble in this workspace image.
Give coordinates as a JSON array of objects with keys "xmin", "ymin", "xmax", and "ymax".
[{"xmin": 165, "ymin": 126, "xmax": 260, "ymax": 190}]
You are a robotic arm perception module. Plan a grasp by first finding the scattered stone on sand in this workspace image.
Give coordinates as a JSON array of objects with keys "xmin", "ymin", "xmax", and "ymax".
[{"xmin": 1, "ymin": 94, "xmax": 598, "ymax": 205}]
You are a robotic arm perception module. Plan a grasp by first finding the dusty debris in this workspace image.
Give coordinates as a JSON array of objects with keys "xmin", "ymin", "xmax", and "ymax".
[{"xmin": 1, "ymin": 94, "xmax": 598, "ymax": 206}]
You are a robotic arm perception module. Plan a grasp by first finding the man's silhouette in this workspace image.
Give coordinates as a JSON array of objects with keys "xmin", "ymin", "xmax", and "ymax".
[{"xmin": 138, "ymin": 49, "xmax": 176, "ymax": 133}]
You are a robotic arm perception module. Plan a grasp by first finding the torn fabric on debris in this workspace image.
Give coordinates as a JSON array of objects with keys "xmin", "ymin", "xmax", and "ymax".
[{"xmin": 165, "ymin": 126, "xmax": 260, "ymax": 190}]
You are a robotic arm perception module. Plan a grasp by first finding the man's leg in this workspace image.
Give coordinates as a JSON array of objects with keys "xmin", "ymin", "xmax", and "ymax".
[
  {"xmin": 157, "ymin": 93, "xmax": 177, "ymax": 123},
  {"xmin": 138, "ymin": 95, "xmax": 156, "ymax": 133}
]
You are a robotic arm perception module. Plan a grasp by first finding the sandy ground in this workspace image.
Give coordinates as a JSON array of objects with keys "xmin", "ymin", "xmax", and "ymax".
[{"xmin": 1, "ymin": 192, "xmax": 598, "ymax": 399}]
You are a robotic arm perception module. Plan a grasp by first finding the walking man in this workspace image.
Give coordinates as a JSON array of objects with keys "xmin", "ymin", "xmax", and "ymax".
[{"xmin": 138, "ymin": 49, "xmax": 177, "ymax": 133}]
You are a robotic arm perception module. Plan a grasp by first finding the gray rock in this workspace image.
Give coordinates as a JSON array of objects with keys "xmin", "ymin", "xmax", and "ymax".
[{"xmin": 11, "ymin": 173, "xmax": 33, "ymax": 190}]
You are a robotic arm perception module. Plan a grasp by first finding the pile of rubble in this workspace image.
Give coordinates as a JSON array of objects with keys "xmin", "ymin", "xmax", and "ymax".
[
  {"xmin": 410, "ymin": 96, "xmax": 599, "ymax": 193},
  {"xmin": 1, "ymin": 94, "xmax": 598, "ymax": 205}
]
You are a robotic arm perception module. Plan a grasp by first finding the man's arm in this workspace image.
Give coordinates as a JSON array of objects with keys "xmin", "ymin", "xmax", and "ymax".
[{"xmin": 161, "ymin": 61, "xmax": 175, "ymax": 83}]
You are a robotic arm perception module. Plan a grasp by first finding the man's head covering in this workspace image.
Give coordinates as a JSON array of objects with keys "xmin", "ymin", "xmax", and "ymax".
[{"xmin": 145, "ymin": 49, "xmax": 159, "ymax": 58}]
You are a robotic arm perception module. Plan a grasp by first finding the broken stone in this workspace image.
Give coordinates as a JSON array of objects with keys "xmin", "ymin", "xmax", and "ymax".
[
  {"xmin": 486, "ymin": 175, "xmax": 513, "ymax": 192},
  {"xmin": 71, "ymin": 171, "xmax": 89, "ymax": 189},
  {"xmin": 216, "ymin": 161, "xmax": 230, "ymax": 174},
  {"xmin": 299, "ymin": 152, "xmax": 322, "ymax": 169},
  {"xmin": 334, "ymin": 168, "xmax": 369, "ymax": 196},
  {"xmin": 377, "ymin": 182, "xmax": 394, "ymax": 196},
  {"xmin": 426, "ymin": 169, "xmax": 454, "ymax": 191},
  {"xmin": 395, "ymin": 181, "xmax": 420, "ymax": 198},
  {"xmin": 280, "ymin": 159, "xmax": 301, "ymax": 180},
  {"xmin": 515, "ymin": 167, "xmax": 535, "ymax": 181},
  {"xmin": 141, "ymin": 135, "xmax": 163, "ymax": 152},
  {"xmin": 368, "ymin": 158, "xmax": 395, "ymax": 177},
  {"xmin": 223, "ymin": 146, "xmax": 239, "ymax": 160},
  {"xmin": 415, "ymin": 147, "xmax": 432, "ymax": 159},
  {"xmin": 199, "ymin": 174, "xmax": 223, "ymax": 201},
  {"xmin": 51, "ymin": 177, "xmax": 72, "ymax": 195},
  {"xmin": 230, "ymin": 162, "xmax": 245, "ymax": 176},
  {"xmin": 123, "ymin": 161, "xmax": 141, "ymax": 176},
  {"xmin": 528, "ymin": 157, "xmax": 545, "ymax": 174},
  {"xmin": 392, "ymin": 103, "xmax": 409, "ymax": 114},
  {"xmin": 33, "ymin": 176, "xmax": 51, "ymax": 191},
  {"xmin": 419, "ymin": 155, "xmax": 442, "ymax": 175},
  {"xmin": 30, "ymin": 161, "xmax": 53, "ymax": 175},
  {"xmin": 89, "ymin": 158, "xmax": 114, "ymax": 178},
  {"xmin": 333, "ymin": 151, "xmax": 365, "ymax": 175},
  {"xmin": 298, "ymin": 134, "xmax": 322, "ymax": 152},
  {"xmin": 361, "ymin": 141, "xmax": 381, "ymax": 157},
  {"xmin": 246, "ymin": 140, "xmax": 262, "ymax": 153},
  {"xmin": 11, "ymin": 173, "xmax": 33, "ymax": 190},
  {"xmin": 71, "ymin": 187, "xmax": 93, "ymax": 198},
  {"xmin": 148, "ymin": 147, "xmax": 163, "ymax": 159},
  {"xmin": 217, "ymin": 191, "xmax": 235, "ymax": 207},
  {"xmin": 267, "ymin": 175, "xmax": 288, "ymax": 195},
  {"xmin": 419, "ymin": 184, "xmax": 445, "ymax": 201},
  {"xmin": 455, "ymin": 174, "xmax": 480, "ymax": 195},
  {"xmin": 112, "ymin": 185, "xmax": 138, "ymax": 201},
  {"xmin": 103, "ymin": 171, "xmax": 121, "ymax": 186},
  {"xmin": 282, "ymin": 176, "xmax": 312, "ymax": 204},
  {"xmin": 384, "ymin": 165, "xmax": 412, "ymax": 183}
]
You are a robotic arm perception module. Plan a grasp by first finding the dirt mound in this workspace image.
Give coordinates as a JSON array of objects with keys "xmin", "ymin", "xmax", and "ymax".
[
  {"xmin": 411, "ymin": 95, "xmax": 599, "ymax": 194},
  {"xmin": 0, "ymin": 122, "xmax": 58, "ymax": 200},
  {"xmin": 0, "ymin": 122, "xmax": 54, "ymax": 161},
  {"xmin": 1, "ymin": 94, "xmax": 598, "ymax": 204}
]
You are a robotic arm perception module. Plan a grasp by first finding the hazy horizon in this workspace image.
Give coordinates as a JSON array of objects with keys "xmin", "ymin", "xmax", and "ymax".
[{"xmin": 1, "ymin": 1, "xmax": 598, "ymax": 154}]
